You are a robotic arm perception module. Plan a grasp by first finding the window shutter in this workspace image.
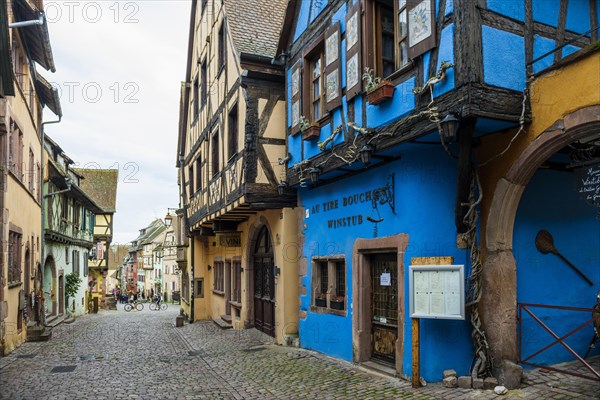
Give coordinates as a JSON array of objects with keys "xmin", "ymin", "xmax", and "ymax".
[
  {"xmin": 290, "ymin": 60, "xmax": 302, "ymax": 135},
  {"xmin": 407, "ymin": 0, "xmax": 437, "ymax": 60},
  {"xmin": 324, "ymin": 22, "xmax": 342, "ymax": 112},
  {"xmin": 345, "ymin": 2, "xmax": 362, "ymax": 100}
]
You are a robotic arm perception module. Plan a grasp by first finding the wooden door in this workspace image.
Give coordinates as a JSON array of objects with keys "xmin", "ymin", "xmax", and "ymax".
[
  {"xmin": 253, "ymin": 227, "xmax": 275, "ymax": 337},
  {"xmin": 371, "ymin": 253, "xmax": 398, "ymax": 364}
]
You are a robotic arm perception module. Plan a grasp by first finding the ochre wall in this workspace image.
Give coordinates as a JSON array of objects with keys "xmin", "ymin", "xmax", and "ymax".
[
  {"xmin": 192, "ymin": 208, "xmax": 299, "ymax": 344},
  {"xmin": 478, "ymin": 49, "xmax": 600, "ymax": 239}
]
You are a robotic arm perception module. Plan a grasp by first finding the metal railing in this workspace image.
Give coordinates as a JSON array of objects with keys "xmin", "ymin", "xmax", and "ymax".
[{"xmin": 518, "ymin": 302, "xmax": 600, "ymax": 381}]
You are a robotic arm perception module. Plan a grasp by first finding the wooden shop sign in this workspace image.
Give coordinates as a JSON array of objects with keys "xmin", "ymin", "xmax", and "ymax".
[{"xmin": 217, "ymin": 232, "xmax": 241, "ymax": 247}]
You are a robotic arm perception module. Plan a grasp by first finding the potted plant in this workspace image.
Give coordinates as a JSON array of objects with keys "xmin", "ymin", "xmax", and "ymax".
[
  {"xmin": 330, "ymin": 295, "xmax": 345, "ymax": 310},
  {"xmin": 300, "ymin": 115, "xmax": 320, "ymax": 141},
  {"xmin": 363, "ymin": 68, "xmax": 394, "ymax": 105},
  {"xmin": 315, "ymin": 292, "xmax": 327, "ymax": 308}
]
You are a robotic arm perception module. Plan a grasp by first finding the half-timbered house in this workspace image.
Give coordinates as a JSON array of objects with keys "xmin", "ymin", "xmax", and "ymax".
[
  {"xmin": 278, "ymin": 0, "xmax": 599, "ymax": 384},
  {"xmin": 73, "ymin": 168, "xmax": 118, "ymax": 312},
  {"xmin": 43, "ymin": 136, "xmax": 102, "ymax": 319},
  {"xmin": 0, "ymin": 0, "xmax": 61, "ymax": 354},
  {"xmin": 177, "ymin": 0, "xmax": 299, "ymax": 343}
]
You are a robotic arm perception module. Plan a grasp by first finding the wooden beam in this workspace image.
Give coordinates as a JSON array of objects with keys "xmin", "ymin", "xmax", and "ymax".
[
  {"xmin": 412, "ymin": 318, "xmax": 421, "ymax": 388},
  {"xmin": 455, "ymin": 117, "xmax": 476, "ymax": 235}
]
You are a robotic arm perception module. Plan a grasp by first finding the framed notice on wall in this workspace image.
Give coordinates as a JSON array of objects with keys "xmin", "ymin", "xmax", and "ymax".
[{"xmin": 409, "ymin": 265, "xmax": 465, "ymax": 320}]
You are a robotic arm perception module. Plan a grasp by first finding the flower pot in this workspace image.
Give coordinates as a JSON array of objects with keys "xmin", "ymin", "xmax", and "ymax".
[
  {"xmin": 302, "ymin": 125, "xmax": 321, "ymax": 140},
  {"xmin": 330, "ymin": 299, "xmax": 344, "ymax": 310},
  {"xmin": 367, "ymin": 82, "xmax": 395, "ymax": 105},
  {"xmin": 315, "ymin": 297, "xmax": 327, "ymax": 308}
]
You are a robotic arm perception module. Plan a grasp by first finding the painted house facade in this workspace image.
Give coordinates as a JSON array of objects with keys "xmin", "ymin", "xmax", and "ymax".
[
  {"xmin": 177, "ymin": 0, "xmax": 299, "ymax": 343},
  {"xmin": 43, "ymin": 136, "xmax": 102, "ymax": 319},
  {"xmin": 73, "ymin": 168, "xmax": 118, "ymax": 312},
  {"xmin": 161, "ymin": 223, "xmax": 180, "ymax": 303},
  {"xmin": 0, "ymin": 0, "xmax": 61, "ymax": 354},
  {"xmin": 278, "ymin": 0, "xmax": 599, "ymax": 384},
  {"xmin": 126, "ymin": 219, "xmax": 166, "ymax": 297}
]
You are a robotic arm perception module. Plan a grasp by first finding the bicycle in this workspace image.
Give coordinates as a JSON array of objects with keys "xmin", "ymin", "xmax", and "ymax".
[
  {"xmin": 149, "ymin": 301, "xmax": 168, "ymax": 311},
  {"xmin": 124, "ymin": 300, "xmax": 144, "ymax": 312}
]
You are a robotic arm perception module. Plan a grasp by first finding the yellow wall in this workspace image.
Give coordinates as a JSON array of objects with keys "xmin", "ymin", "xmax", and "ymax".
[
  {"xmin": 2, "ymin": 105, "xmax": 42, "ymax": 354},
  {"xmin": 478, "ymin": 49, "xmax": 600, "ymax": 233},
  {"xmin": 192, "ymin": 208, "xmax": 299, "ymax": 344}
]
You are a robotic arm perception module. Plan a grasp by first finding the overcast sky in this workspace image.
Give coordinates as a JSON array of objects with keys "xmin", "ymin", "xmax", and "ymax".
[{"xmin": 42, "ymin": 0, "xmax": 190, "ymax": 245}]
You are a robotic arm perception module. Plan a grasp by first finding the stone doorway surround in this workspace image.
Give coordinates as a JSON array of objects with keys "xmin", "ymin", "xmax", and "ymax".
[
  {"xmin": 352, "ymin": 234, "xmax": 409, "ymax": 375},
  {"xmin": 482, "ymin": 105, "xmax": 600, "ymax": 376}
]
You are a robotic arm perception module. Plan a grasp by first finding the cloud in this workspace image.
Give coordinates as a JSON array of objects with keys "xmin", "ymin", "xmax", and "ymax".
[{"xmin": 43, "ymin": 1, "xmax": 190, "ymax": 244}]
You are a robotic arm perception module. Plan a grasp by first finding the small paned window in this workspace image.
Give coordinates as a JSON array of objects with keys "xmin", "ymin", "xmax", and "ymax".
[
  {"xmin": 312, "ymin": 257, "xmax": 346, "ymax": 313},
  {"xmin": 213, "ymin": 261, "xmax": 224, "ymax": 292}
]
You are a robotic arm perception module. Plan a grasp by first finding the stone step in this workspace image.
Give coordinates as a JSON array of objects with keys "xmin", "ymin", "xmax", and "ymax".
[
  {"xmin": 46, "ymin": 314, "xmax": 66, "ymax": 328},
  {"xmin": 212, "ymin": 318, "xmax": 232, "ymax": 330},
  {"xmin": 360, "ymin": 360, "xmax": 397, "ymax": 378},
  {"xmin": 221, "ymin": 314, "xmax": 232, "ymax": 324},
  {"xmin": 26, "ymin": 326, "xmax": 52, "ymax": 342}
]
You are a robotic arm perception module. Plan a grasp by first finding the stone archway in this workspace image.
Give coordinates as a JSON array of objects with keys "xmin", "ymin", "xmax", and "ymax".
[
  {"xmin": 244, "ymin": 217, "xmax": 275, "ymax": 334},
  {"xmin": 43, "ymin": 255, "xmax": 57, "ymax": 317},
  {"xmin": 481, "ymin": 105, "xmax": 600, "ymax": 370}
]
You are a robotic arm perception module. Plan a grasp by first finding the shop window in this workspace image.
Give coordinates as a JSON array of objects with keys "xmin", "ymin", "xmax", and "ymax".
[
  {"xmin": 8, "ymin": 230, "xmax": 22, "ymax": 285},
  {"xmin": 312, "ymin": 257, "xmax": 346, "ymax": 313},
  {"xmin": 213, "ymin": 261, "xmax": 224, "ymax": 292}
]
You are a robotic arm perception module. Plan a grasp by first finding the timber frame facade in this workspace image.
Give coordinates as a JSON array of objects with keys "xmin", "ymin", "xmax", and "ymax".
[
  {"xmin": 43, "ymin": 136, "xmax": 102, "ymax": 318},
  {"xmin": 277, "ymin": 0, "xmax": 599, "ymax": 384},
  {"xmin": 177, "ymin": 0, "xmax": 299, "ymax": 343}
]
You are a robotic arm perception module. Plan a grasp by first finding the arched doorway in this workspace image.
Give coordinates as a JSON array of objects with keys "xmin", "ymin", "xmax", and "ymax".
[
  {"xmin": 482, "ymin": 105, "xmax": 600, "ymax": 369},
  {"xmin": 252, "ymin": 226, "xmax": 275, "ymax": 337},
  {"xmin": 43, "ymin": 255, "xmax": 56, "ymax": 317}
]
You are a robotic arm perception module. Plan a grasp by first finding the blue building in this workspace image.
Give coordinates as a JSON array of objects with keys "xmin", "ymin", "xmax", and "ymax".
[{"xmin": 276, "ymin": 0, "xmax": 599, "ymax": 385}]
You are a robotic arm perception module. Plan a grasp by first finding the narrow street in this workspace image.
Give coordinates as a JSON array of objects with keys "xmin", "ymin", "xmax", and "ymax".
[{"xmin": 0, "ymin": 306, "xmax": 597, "ymax": 400}]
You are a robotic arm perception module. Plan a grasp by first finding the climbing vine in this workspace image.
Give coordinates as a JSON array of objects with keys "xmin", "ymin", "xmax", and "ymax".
[{"xmin": 65, "ymin": 272, "xmax": 82, "ymax": 304}]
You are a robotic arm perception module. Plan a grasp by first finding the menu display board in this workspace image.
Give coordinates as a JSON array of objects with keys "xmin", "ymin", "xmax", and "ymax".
[{"xmin": 409, "ymin": 265, "xmax": 465, "ymax": 320}]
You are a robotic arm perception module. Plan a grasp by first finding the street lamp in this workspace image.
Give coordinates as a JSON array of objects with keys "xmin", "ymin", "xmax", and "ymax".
[
  {"xmin": 164, "ymin": 208, "xmax": 178, "ymax": 227},
  {"xmin": 359, "ymin": 144, "xmax": 374, "ymax": 166},
  {"xmin": 277, "ymin": 180, "xmax": 287, "ymax": 195},
  {"xmin": 440, "ymin": 114, "xmax": 459, "ymax": 142},
  {"xmin": 308, "ymin": 167, "xmax": 320, "ymax": 185}
]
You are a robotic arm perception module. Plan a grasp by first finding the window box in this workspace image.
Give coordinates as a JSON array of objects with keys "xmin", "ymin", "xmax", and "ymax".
[
  {"xmin": 330, "ymin": 297, "xmax": 345, "ymax": 310},
  {"xmin": 302, "ymin": 124, "xmax": 321, "ymax": 141},
  {"xmin": 315, "ymin": 295, "xmax": 327, "ymax": 308},
  {"xmin": 366, "ymin": 81, "xmax": 394, "ymax": 105}
]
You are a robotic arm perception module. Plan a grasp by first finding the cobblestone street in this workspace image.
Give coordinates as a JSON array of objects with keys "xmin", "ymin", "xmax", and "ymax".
[{"xmin": 0, "ymin": 306, "xmax": 598, "ymax": 400}]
